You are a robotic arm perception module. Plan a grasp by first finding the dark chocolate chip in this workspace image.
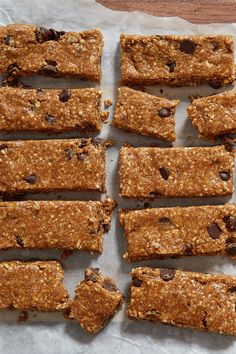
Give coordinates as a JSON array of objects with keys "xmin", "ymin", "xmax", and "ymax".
[
  {"xmin": 77, "ymin": 152, "xmax": 88, "ymax": 161},
  {"xmin": 23, "ymin": 174, "xmax": 37, "ymax": 184},
  {"xmin": 103, "ymin": 223, "xmax": 110, "ymax": 232},
  {"xmin": 0, "ymin": 144, "xmax": 8, "ymax": 151},
  {"xmin": 65, "ymin": 148, "xmax": 74, "ymax": 160},
  {"xmin": 160, "ymin": 269, "xmax": 175, "ymax": 281},
  {"xmin": 4, "ymin": 35, "xmax": 11, "ymax": 45},
  {"xmin": 228, "ymin": 286, "xmax": 236, "ymax": 292},
  {"xmin": 15, "ymin": 236, "xmax": 24, "ymax": 247},
  {"xmin": 209, "ymin": 80, "xmax": 222, "ymax": 89},
  {"xmin": 224, "ymin": 216, "xmax": 236, "ymax": 232},
  {"xmin": 59, "ymin": 89, "xmax": 71, "ymax": 102},
  {"xmin": 159, "ymin": 217, "xmax": 171, "ymax": 223},
  {"xmin": 159, "ymin": 167, "xmax": 169, "ymax": 180},
  {"xmin": 219, "ymin": 171, "xmax": 230, "ymax": 181},
  {"xmin": 45, "ymin": 114, "xmax": 56, "ymax": 124},
  {"xmin": 158, "ymin": 108, "xmax": 172, "ymax": 118},
  {"xmin": 49, "ymin": 28, "xmax": 60, "ymax": 41},
  {"xmin": 182, "ymin": 243, "xmax": 193, "ymax": 255},
  {"xmin": 35, "ymin": 27, "xmax": 52, "ymax": 42},
  {"xmin": 166, "ymin": 60, "xmax": 176, "ymax": 73},
  {"xmin": 133, "ymin": 278, "xmax": 143, "ymax": 287},
  {"xmin": 211, "ymin": 41, "xmax": 219, "ymax": 51},
  {"xmin": 226, "ymin": 243, "xmax": 236, "ymax": 256},
  {"xmin": 78, "ymin": 139, "xmax": 89, "ymax": 148},
  {"xmin": 208, "ymin": 223, "xmax": 221, "ymax": 239},
  {"xmin": 103, "ymin": 279, "xmax": 118, "ymax": 292},
  {"xmin": 180, "ymin": 40, "xmax": 196, "ymax": 54},
  {"xmin": 41, "ymin": 61, "xmax": 58, "ymax": 76}
]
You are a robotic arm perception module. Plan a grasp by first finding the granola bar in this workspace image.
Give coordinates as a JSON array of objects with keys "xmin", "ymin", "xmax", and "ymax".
[
  {"xmin": 128, "ymin": 267, "xmax": 236, "ymax": 336},
  {"xmin": 120, "ymin": 34, "xmax": 234, "ymax": 86},
  {"xmin": 119, "ymin": 204, "xmax": 236, "ymax": 262},
  {"xmin": 0, "ymin": 138, "xmax": 109, "ymax": 195},
  {"xmin": 0, "ymin": 87, "xmax": 105, "ymax": 133},
  {"xmin": 0, "ymin": 199, "xmax": 116, "ymax": 252},
  {"xmin": 0, "ymin": 24, "xmax": 103, "ymax": 82},
  {"xmin": 112, "ymin": 87, "xmax": 179, "ymax": 141},
  {"xmin": 187, "ymin": 90, "xmax": 236, "ymax": 139},
  {"xmin": 0, "ymin": 261, "xmax": 69, "ymax": 311},
  {"xmin": 119, "ymin": 145, "xmax": 234, "ymax": 198},
  {"xmin": 68, "ymin": 268, "xmax": 124, "ymax": 333}
]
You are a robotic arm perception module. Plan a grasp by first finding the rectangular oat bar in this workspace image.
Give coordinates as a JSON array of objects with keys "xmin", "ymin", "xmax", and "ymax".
[
  {"xmin": 112, "ymin": 87, "xmax": 179, "ymax": 141},
  {"xmin": 119, "ymin": 205, "xmax": 236, "ymax": 262},
  {"xmin": 68, "ymin": 268, "xmax": 124, "ymax": 333},
  {"xmin": 0, "ymin": 199, "xmax": 116, "ymax": 252},
  {"xmin": 128, "ymin": 267, "xmax": 236, "ymax": 336},
  {"xmin": 187, "ymin": 90, "xmax": 236, "ymax": 139},
  {"xmin": 0, "ymin": 24, "xmax": 103, "ymax": 82},
  {"xmin": 0, "ymin": 87, "xmax": 105, "ymax": 133},
  {"xmin": 0, "ymin": 261, "xmax": 69, "ymax": 311},
  {"xmin": 119, "ymin": 145, "xmax": 234, "ymax": 198},
  {"xmin": 120, "ymin": 34, "xmax": 234, "ymax": 86},
  {"xmin": 0, "ymin": 138, "xmax": 109, "ymax": 195}
]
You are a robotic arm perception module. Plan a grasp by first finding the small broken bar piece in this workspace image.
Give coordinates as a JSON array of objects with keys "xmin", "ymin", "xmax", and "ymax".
[
  {"xmin": 0, "ymin": 199, "xmax": 116, "ymax": 252},
  {"xmin": 0, "ymin": 261, "xmax": 69, "ymax": 311},
  {"xmin": 112, "ymin": 87, "xmax": 179, "ymax": 141},
  {"xmin": 187, "ymin": 90, "xmax": 236, "ymax": 140},
  {"xmin": 119, "ymin": 145, "xmax": 234, "ymax": 199},
  {"xmin": 120, "ymin": 34, "xmax": 234, "ymax": 86},
  {"xmin": 68, "ymin": 268, "xmax": 124, "ymax": 333},
  {"xmin": 0, "ymin": 24, "xmax": 103, "ymax": 82},
  {"xmin": 128, "ymin": 267, "xmax": 236, "ymax": 336},
  {"xmin": 119, "ymin": 204, "xmax": 236, "ymax": 262},
  {"xmin": 0, "ymin": 138, "xmax": 109, "ymax": 195},
  {"xmin": 0, "ymin": 87, "xmax": 105, "ymax": 133}
]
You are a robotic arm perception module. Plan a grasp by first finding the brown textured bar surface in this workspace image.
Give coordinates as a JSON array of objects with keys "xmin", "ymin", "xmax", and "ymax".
[
  {"xmin": 0, "ymin": 199, "xmax": 116, "ymax": 252},
  {"xmin": 0, "ymin": 138, "xmax": 109, "ymax": 195},
  {"xmin": 0, "ymin": 24, "xmax": 103, "ymax": 82},
  {"xmin": 128, "ymin": 267, "xmax": 236, "ymax": 336},
  {"xmin": 119, "ymin": 145, "xmax": 234, "ymax": 198},
  {"xmin": 0, "ymin": 261, "xmax": 69, "ymax": 311},
  {"xmin": 120, "ymin": 34, "xmax": 234, "ymax": 86},
  {"xmin": 69, "ymin": 268, "xmax": 124, "ymax": 333},
  {"xmin": 187, "ymin": 90, "xmax": 236, "ymax": 139},
  {"xmin": 0, "ymin": 87, "xmax": 105, "ymax": 133},
  {"xmin": 112, "ymin": 87, "xmax": 179, "ymax": 141},
  {"xmin": 119, "ymin": 204, "xmax": 236, "ymax": 262}
]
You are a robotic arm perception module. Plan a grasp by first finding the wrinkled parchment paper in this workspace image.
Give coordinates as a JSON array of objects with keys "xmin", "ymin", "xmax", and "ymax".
[{"xmin": 0, "ymin": 0, "xmax": 236, "ymax": 353}]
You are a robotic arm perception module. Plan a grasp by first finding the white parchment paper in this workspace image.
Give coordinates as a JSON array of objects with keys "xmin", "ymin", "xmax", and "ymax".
[{"xmin": 0, "ymin": 0, "xmax": 236, "ymax": 353}]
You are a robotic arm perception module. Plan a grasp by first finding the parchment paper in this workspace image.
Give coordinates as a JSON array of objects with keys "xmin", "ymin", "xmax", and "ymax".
[{"xmin": 0, "ymin": 0, "xmax": 236, "ymax": 353}]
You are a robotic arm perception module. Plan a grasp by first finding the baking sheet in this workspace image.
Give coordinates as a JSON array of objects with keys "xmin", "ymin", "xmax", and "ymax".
[{"xmin": 0, "ymin": 0, "xmax": 236, "ymax": 353}]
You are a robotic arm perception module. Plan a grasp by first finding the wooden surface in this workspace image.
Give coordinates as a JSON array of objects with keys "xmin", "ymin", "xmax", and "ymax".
[{"xmin": 96, "ymin": 0, "xmax": 236, "ymax": 23}]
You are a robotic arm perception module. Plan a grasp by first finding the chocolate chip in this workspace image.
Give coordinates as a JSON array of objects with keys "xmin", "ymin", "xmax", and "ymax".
[
  {"xmin": 59, "ymin": 89, "xmax": 71, "ymax": 102},
  {"xmin": 211, "ymin": 41, "xmax": 219, "ymax": 51},
  {"xmin": 0, "ymin": 144, "xmax": 8, "ymax": 151},
  {"xmin": 103, "ymin": 223, "xmax": 110, "ymax": 232},
  {"xmin": 49, "ymin": 28, "xmax": 60, "ymax": 41},
  {"xmin": 45, "ymin": 114, "xmax": 56, "ymax": 124},
  {"xmin": 4, "ymin": 35, "xmax": 11, "ymax": 45},
  {"xmin": 133, "ymin": 278, "xmax": 143, "ymax": 287},
  {"xmin": 166, "ymin": 60, "xmax": 176, "ymax": 73},
  {"xmin": 15, "ymin": 236, "xmax": 24, "ymax": 247},
  {"xmin": 224, "ymin": 216, "xmax": 236, "ymax": 232},
  {"xmin": 180, "ymin": 40, "xmax": 196, "ymax": 54},
  {"xmin": 78, "ymin": 139, "xmax": 89, "ymax": 148},
  {"xmin": 103, "ymin": 279, "xmax": 118, "ymax": 292},
  {"xmin": 228, "ymin": 286, "xmax": 236, "ymax": 292},
  {"xmin": 182, "ymin": 243, "xmax": 193, "ymax": 255},
  {"xmin": 35, "ymin": 27, "xmax": 62, "ymax": 42},
  {"xmin": 160, "ymin": 269, "xmax": 175, "ymax": 281},
  {"xmin": 92, "ymin": 138, "xmax": 103, "ymax": 146},
  {"xmin": 159, "ymin": 217, "xmax": 171, "ymax": 223},
  {"xmin": 208, "ymin": 223, "xmax": 221, "ymax": 239},
  {"xmin": 219, "ymin": 171, "xmax": 230, "ymax": 181},
  {"xmin": 65, "ymin": 148, "xmax": 74, "ymax": 160},
  {"xmin": 209, "ymin": 80, "xmax": 222, "ymax": 89},
  {"xmin": 226, "ymin": 243, "xmax": 236, "ymax": 256},
  {"xmin": 158, "ymin": 108, "xmax": 172, "ymax": 118},
  {"xmin": 77, "ymin": 152, "xmax": 88, "ymax": 161},
  {"xmin": 159, "ymin": 167, "xmax": 169, "ymax": 180},
  {"xmin": 85, "ymin": 268, "xmax": 100, "ymax": 282},
  {"xmin": 23, "ymin": 174, "xmax": 37, "ymax": 184},
  {"xmin": 41, "ymin": 60, "xmax": 58, "ymax": 76},
  {"xmin": 17, "ymin": 310, "xmax": 28, "ymax": 323}
]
